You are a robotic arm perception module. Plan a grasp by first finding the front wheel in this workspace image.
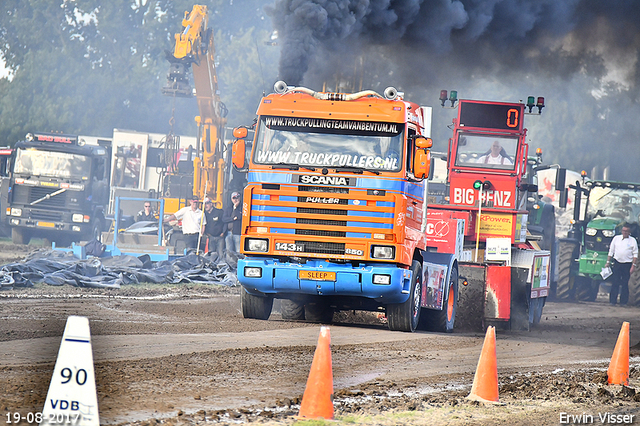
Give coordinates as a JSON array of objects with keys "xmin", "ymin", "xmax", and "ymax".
[
  {"xmin": 628, "ymin": 266, "xmax": 640, "ymax": 306},
  {"xmin": 575, "ymin": 276, "xmax": 599, "ymax": 302},
  {"xmin": 90, "ymin": 218, "xmax": 103, "ymax": 242},
  {"xmin": 241, "ymin": 289, "xmax": 273, "ymax": 320},
  {"xmin": 387, "ymin": 260, "xmax": 422, "ymax": 332},
  {"xmin": 11, "ymin": 228, "xmax": 30, "ymax": 245}
]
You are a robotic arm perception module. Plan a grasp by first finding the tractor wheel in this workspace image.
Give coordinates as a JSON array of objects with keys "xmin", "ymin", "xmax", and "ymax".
[
  {"xmin": 627, "ymin": 266, "xmax": 640, "ymax": 306},
  {"xmin": 387, "ymin": 260, "xmax": 422, "ymax": 332},
  {"xmin": 280, "ymin": 299, "xmax": 305, "ymax": 320},
  {"xmin": 575, "ymin": 276, "xmax": 599, "ymax": 302},
  {"xmin": 241, "ymin": 289, "xmax": 273, "ymax": 320},
  {"xmin": 555, "ymin": 240, "xmax": 578, "ymax": 301}
]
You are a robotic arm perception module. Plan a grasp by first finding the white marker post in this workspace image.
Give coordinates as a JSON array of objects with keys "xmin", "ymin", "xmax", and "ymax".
[{"xmin": 40, "ymin": 316, "xmax": 99, "ymax": 426}]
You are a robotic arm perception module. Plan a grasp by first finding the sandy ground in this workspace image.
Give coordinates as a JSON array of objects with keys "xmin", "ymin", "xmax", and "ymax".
[{"xmin": 1, "ymin": 244, "xmax": 640, "ymax": 425}]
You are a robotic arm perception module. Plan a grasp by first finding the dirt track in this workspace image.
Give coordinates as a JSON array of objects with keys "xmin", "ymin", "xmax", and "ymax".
[{"xmin": 1, "ymin": 245, "xmax": 640, "ymax": 425}]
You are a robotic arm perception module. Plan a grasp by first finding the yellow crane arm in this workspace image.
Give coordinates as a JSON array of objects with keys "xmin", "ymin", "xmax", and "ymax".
[{"xmin": 162, "ymin": 5, "xmax": 228, "ymax": 210}]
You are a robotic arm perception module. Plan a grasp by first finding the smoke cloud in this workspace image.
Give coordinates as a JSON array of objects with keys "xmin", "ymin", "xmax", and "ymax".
[{"xmin": 265, "ymin": 0, "xmax": 640, "ymax": 182}]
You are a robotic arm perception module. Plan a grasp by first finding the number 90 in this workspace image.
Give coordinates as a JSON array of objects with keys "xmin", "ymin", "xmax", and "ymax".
[{"xmin": 61, "ymin": 367, "xmax": 87, "ymax": 385}]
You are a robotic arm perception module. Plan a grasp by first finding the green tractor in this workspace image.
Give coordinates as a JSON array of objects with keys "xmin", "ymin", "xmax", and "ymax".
[{"xmin": 556, "ymin": 173, "xmax": 640, "ymax": 304}]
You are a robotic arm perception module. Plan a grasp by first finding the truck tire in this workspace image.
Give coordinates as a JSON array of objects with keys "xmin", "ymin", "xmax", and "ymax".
[
  {"xmin": 280, "ymin": 299, "xmax": 305, "ymax": 320},
  {"xmin": 90, "ymin": 218, "xmax": 103, "ymax": 242},
  {"xmin": 387, "ymin": 260, "xmax": 422, "ymax": 332},
  {"xmin": 241, "ymin": 289, "xmax": 273, "ymax": 320},
  {"xmin": 11, "ymin": 228, "xmax": 30, "ymax": 245},
  {"xmin": 419, "ymin": 267, "xmax": 458, "ymax": 333},
  {"xmin": 304, "ymin": 299, "xmax": 334, "ymax": 323},
  {"xmin": 627, "ymin": 267, "xmax": 640, "ymax": 306},
  {"xmin": 556, "ymin": 240, "xmax": 578, "ymax": 301}
]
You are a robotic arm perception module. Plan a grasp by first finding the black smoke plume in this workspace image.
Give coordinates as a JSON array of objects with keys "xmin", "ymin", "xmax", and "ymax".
[{"xmin": 265, "ymin": 0, "xmax": 640, "ymax": 182}]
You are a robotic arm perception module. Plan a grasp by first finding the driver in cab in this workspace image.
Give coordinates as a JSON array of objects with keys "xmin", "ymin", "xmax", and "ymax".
[{"xmin": 477, "ymin": 140, "xmax": 513, "ymax": 166}]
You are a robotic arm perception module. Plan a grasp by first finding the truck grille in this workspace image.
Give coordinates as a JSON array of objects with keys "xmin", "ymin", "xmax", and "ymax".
[
  {"xmin": 296, "ymin": 240, "xmax": 345, "ymax": 255},
  {"xmin": 14, "ymin": 185, "xmax": 70, "ymax": 210},
  {"xmin": 249, "ymin": 184, "xmax": 395, "ymax": 257},
  {"xmin": 30, "ymin": 210, "xmax": 64, "ymax": 221}
]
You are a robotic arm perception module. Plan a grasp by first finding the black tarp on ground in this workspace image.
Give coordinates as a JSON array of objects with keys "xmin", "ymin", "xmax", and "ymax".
[{"xmin": 0, "ymin": 249, "xmax": 240, "ymax": 290}]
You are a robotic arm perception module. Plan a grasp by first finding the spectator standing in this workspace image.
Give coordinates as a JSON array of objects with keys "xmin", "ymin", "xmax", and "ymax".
[
  {"xmin": 605, "ymin": 224, "xmax": 638, "ymax": 305},
  {"xmin": 136, "ymin": 202, "xmax": 156, "ymax": 222},
  {"xmin": 223, "ymin": 191, "xmax": 242, "ymax": 253},
  {"xmin": 201, "ymin": 197, "xmax": 225, "ymax": 258},
  {"xmin": 164, "ymin": 197, "xmax": 205, "ymax": 250}
]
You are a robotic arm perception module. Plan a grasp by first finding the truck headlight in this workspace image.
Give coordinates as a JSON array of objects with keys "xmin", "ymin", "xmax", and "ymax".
[
  {"xmin": 602, "ymin": 229, "xmax": 615, "ymax": 238},
  {"xmin": 585, "ymin": 227, "xmax": 597, "ymax": 236},
  {"xmin": 372, "ymin": 245, "xmax": 395, "ymax": 259},
  {"xmin": 10, "ymin": 208, "xmax": 22, "ymax": 216},
  {"xmin": 246, "ymin": 238, "xmax": 268, "ymax": 252},
  {"xmin": 372, "ymin": 274, "xmax": 391, "ymax": 285},
  {"xmin": 244, "ymin": 267, "xmax": 262, "ymax": 278},
  {"xmin": 72, "ymin": 214, "xmax": 84, "ymax": 223}
]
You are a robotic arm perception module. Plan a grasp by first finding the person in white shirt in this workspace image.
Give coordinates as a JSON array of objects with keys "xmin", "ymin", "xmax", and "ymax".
[
  {"xmin": 164, "ymin": 197, "xmax": 205, "ymax": 251},
  {"xmin": 477, "ymin": 140, "xmax": 513, "ymax": 166},
  {"xmin": 605, "ymin": 224, "xmax": 638, "ymax": 305}
]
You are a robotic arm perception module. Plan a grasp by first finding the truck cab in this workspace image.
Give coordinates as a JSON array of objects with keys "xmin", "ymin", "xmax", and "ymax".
[
  {"xmin": 5, "ymin": 132, "xmax": 110, "ymax": 246},
  {"xmin": 428, "ymin": 99, "xmax": 550, "ymax": 330},
  {"xmin": 232, "ymin": 82, "xmax": 460, "ymax": 332}
]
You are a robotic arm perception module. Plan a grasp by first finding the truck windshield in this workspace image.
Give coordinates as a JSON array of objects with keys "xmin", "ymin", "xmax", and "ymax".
[
  {"xmin": 455, "ymin": 134, "xmax": 518, "ymax": 170},
  {"xmin": 13, "ymin": 148, "xmax": 91, "ymax": 180},
  {"xmin": 588, "ymin": 187, "xmax": 640, "ymax": 223},
  {"xmin": 253, "ymin": 116, "xmax": 404, "ymax": 172}
]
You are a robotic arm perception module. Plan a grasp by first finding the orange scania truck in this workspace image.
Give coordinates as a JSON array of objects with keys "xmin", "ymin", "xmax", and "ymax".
[{"xmin": 231, "ymin": 81, "xmax": 461, "ymax": 332}]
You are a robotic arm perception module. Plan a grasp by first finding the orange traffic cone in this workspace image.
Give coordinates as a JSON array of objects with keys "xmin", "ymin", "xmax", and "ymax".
[
  {"xmin": 467, "ymin": 326, "xmax": 500, "ymax": 403},
  {"xmin": 298, "ymin": 326, "xmax": 334, "ymax": 420},
  {"xmin": 608, "ymin": 321, "xmax": 630, "ymax": 385}
]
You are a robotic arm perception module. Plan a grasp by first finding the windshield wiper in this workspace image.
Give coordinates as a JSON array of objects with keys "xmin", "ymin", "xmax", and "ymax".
[
  {"xmin": 271, "ymin": 163, "xmax": 316, "ymax": 172},
  {"xmin": 30, "ymin": 188, "xmax": 67, "ymax": 206},
  {"xmin": 334, "ymin": 166, "xmax": 380, "ymax": 175}
]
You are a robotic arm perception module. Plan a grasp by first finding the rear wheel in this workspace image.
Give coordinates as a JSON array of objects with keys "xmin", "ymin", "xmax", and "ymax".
[
  {"xmin": 11, "ymin": 228, "xmax": 30, "ymax": 245},
  {"xmin": 304, "ymin": 299, "xmax": 334, "ymax": 323},
  {"xmin": 387, "ymin": 260, "xmax": 422, "ymax": 332},
  {"xmin": 280, "ymin": 299, "xmax": 305, "ymax": 320},
  {"xmin": 420, "ymin": 267, "xmax": 458, "ymax": 333},
  {"xmin": 556, "ymin": 240, "xmax": 578, "ymax": 301},
  {"xmin": 241, "ymin": 289, "xmax": 273, "ymax": 320}
]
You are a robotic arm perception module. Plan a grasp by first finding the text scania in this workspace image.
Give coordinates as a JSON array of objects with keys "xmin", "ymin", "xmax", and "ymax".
[
  {"xmin": 453, "ymin": 188, "xmax": 513, "ymax": 208},
  {"xmin": 299, "ymin": 175, "xmax": 350, "ymax": 186},
  {"xmin": 256, "ymin": 150, "xmax": 398, "ymax": 170}
]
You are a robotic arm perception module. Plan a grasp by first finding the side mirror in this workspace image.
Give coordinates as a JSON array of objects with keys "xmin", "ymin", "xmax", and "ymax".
[
  {"xmin": 232, "ymin": 139, "xmax": 246, "ymax": 170},
  {"xmin": 519, "ymin": 183, "xmax": 538, "ymax": 193},
  {"xmin": 233, "ymin": 127, "xmax": 248, "ymax": 139},
  {"xmin": 413, "ymin": 149, "xmax": 431, "ymax": 179},
  {"xmin": 415, "ymin": 136, "xmax": 433, "ymax": 149},
  {"xmin": 556, "ymin": 168, "xmax": 566, "ymax": 192}
]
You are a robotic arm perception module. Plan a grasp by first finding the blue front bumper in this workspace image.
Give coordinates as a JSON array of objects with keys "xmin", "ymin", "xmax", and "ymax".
[{"xmin": 238, "ymin": 257, "xmax": 412, "ymax": 304}]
